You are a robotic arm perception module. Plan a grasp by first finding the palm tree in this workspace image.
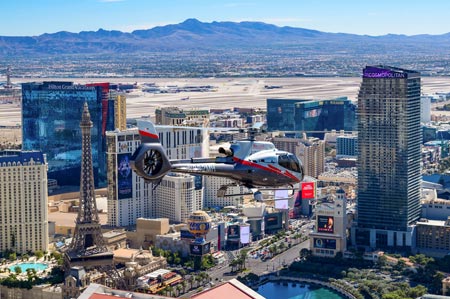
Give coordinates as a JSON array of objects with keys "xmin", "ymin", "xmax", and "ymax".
[
  {"xmin": 176, "ymin": 284, "xmax": 183, "ymax": 296},
  {"xmin": 166, "ymin": 286, "xmax": 173, "ymax": 297},
  {"xmin": 187, "ymin": 276, "xmax": 194, "ymax": 290},
  {"xmin": 239, "ymin": 249, "xmax": 250, "ymax": 270},
  {"xmin": 181, "ymin": 281, "xmax": 188, "ymax": 294},
  {"xmin": 192, "ymin": 276, "xmax": 198, "ymax": 288}
]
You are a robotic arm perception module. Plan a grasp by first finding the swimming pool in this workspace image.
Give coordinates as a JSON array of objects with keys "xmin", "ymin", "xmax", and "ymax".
[{"xmin": 9, "ymin": 262, "xmax": 48, "ymax": 272}]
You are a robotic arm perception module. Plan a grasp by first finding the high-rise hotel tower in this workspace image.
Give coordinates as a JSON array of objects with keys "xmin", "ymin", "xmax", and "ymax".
[{"xmin": 354, "ymin": 66, "xmax": 421, "ymax": 248}]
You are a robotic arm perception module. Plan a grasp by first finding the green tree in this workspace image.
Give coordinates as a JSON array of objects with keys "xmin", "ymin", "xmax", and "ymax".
[
  {"xmin": 181, "ymin": 280, "xmax": 187, "ymax": 293},
  {"xmin": 14, "ymin": 266, "xmax": 22, "ymax": 275},
  {"xmin": 377, "ymin": 255, "xmax": 388, "ymax": 267},
  {"xmin": 176, "ymin": 284, "xmax": 183, "ymax": 296},
  {"xmin": 35, "ymin": 250, "xmax": 44, "ymax": 260},
  {"xmin": 239, "ymin": 249, "xmax": 250, "ymax": 270},
  {"xmin": 299, "ymin": 248, "xmax": 311, "ymax": 259},
  {"xmin": 8, "ymin": 252, "xmax": 16, "ymax": 261}
]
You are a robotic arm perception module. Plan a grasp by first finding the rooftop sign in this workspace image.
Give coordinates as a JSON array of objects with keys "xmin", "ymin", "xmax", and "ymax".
[{"xmin": 363, "ymin": 66, "xmax": 407, "ymax": 79}]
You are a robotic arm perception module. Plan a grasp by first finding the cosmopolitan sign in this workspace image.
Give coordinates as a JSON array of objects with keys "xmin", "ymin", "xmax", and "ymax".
[{"xmin": 363, "ymin": 67, "xmax": 407, "ymax": 79}]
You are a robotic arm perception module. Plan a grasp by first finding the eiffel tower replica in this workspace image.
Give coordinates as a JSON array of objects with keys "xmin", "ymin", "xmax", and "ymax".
[{"xmin": 64, "ymin": 102, "xmax": 114, "ymax": 269}]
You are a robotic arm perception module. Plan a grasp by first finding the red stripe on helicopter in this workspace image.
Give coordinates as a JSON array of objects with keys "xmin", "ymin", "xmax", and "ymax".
[
  {"xmin": 284, "ymin": 170, "xmax": 300, "ymax": 182},
  {"xmin": 267, "ymin": 164, "xmax": 283, "ymax": 174},
  {"xmin": 139, "ymin": 130, "xmax": 159, "ymax": 140},
  {"xmin": 232, "ymin": 157, "xmax": 300, "ymax": 182}
]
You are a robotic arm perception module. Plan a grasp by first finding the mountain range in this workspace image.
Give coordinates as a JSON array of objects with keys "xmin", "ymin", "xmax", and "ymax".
[{"xmin": 1, "ymin": 18, "xmax": 450, "ymax": 56}]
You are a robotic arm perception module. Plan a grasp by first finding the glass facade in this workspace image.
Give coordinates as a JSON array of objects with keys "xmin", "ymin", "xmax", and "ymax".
[
  {"xmin": 22, "ymin": 82, "xmax": 103, "ymax": 186},
  {"xmin": 267, "ymin": 97, "xmax": 356, "ymax": 135},
  {"xmin": 357, "ymin": 66, "xmax": 422, "ymax": 232}
]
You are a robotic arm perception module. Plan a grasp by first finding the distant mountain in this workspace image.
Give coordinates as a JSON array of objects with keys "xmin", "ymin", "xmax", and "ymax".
[{"xmin": 2, "ymin": 18, "xmax": 450, "ymax": 56}]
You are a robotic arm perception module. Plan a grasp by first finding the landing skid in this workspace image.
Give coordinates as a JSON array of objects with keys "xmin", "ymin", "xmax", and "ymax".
[{"xmin": 217, "ymin": 185, "xmax": 294, "ymax": 202}]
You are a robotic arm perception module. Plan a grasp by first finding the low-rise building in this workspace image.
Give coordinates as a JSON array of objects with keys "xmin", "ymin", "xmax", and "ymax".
[
  {"xmin": 127, "ymin": 218, "xmax": 170, "ymax": 249},
  {"xmin": 421, "ymin": 198, "xmax": 450, "ymax": 221},
  {"xmin": 309, "ymin": 189, "xmax": 347, "ymax": 257},
  {"xmin": 415, "ymin": 217, "xmax": 450, "ymax": 257}
]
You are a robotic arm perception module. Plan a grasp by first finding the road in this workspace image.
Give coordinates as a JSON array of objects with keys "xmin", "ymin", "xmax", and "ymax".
[{"xmin": 207, "ymin": 238, "xmax": 310, "ymax": 282}]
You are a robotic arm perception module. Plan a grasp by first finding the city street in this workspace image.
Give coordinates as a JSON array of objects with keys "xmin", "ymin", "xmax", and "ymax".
[{"xmin": 207, "ymin": 238, "xmax": 310, "ymax": 283}]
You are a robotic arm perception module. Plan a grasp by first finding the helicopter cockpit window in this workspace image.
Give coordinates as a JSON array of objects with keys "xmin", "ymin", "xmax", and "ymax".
[{"xmin": 278, "ymin": 154, "xmax": 302, "ymax": 173}]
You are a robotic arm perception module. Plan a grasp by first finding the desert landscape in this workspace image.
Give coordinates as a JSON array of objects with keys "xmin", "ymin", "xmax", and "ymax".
[{"xmin": 1, "ymin": 76, "xmax": 450, "ymax": 146}]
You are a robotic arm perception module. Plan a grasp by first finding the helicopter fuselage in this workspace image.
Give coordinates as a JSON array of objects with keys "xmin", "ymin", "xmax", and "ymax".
[
  {"xmin": 130, "ymin": 119, "xmax": 304, "ymax": 190},
  {"xmin": 169, "ymin": 149, "xmax": 302, "ymax": 188}
]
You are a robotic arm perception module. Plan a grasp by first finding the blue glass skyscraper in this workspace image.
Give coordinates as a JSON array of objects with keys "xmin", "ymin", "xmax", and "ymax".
[
  {"xmin": 266, "ymin": 97, "xmax": 356, "ymax": 136},
  {"xmin": 22, "ymin": 82, "xmax": 103, "ymax": 186},
  {"xmin": 354, "ymin": 66, "xmax": 421, "ymax": 249}
]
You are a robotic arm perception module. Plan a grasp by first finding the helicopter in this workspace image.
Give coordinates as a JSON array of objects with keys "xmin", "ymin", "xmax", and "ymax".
[{"xmin": 130, "ymin": 120, "xmax": 304, "ymax": 197}]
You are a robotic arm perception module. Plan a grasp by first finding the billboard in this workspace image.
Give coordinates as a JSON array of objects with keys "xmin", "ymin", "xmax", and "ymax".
[
  {"xmin": 313, "ymin": 238, "xmax": 337, "ymax": 249},
  {"xmin": 317, "ymin": 216, "xmax": 334, "ymax": 234},
  {"xmin": 227, "ymin": 224, "xmax": 240, "ymax": 239},
  {"xmin": 264, "ymin": 212, "xmax": 283, "ymax": 232},
  {"xmin": 301, "ymin": 182, "xmax": 315, "ymax": 199},
  {"xmin": 275, "ymin": 199, "xmax": 289, "ymax": 210},
  {"xmin": 240, "ymin": 225, "xmax": 251, "ymax": 244},
  {"xmin": 294, "ymin": 190, "xmax": 301, "ymax": 208},
  {"xmin": 190, "ymin": 242, "xmax": 211, "ymax": 256},
  {"xmin": 188, "ymin": 221, "xmax": 211, "ymax": 234},
  {"xmin": 275, "ymin": 189, "xmax": 289, "ymax": 199},
  {"xmin": 117, "ymin": 153, "xmax": 132, "ymax": 199},
  {"xmin": 275, "ymin": 189, "xmax": 289, "ymax": 210},
  {"xmin": 180, "ymin": 229, "xmax": 196, "ymax": 240}
]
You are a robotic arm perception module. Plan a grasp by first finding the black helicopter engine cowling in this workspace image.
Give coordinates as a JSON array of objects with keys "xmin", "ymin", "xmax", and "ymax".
[{"xmin": 130, "ymin": 143, "xmax": 172, "ymax": 181}]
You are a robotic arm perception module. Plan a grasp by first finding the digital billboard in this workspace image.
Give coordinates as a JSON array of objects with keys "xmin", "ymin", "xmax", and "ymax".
[
  {"xmin": 313, "ymin": 238, "xmax": 337, "ymax": 249},
  {"xmin": 190, "ymin": 242, "xmax": 211, "ymax": 256},
  {"xmin": 294, "ymin": 190, "xmax": 301, "ymax": 208},
  {"xmin": 240, "ymin": 225, "xmax": 251, "ymax": 244},
  {"xmin": 264, "ymin": 212, "xmax": 283, "ymax": 232},
  {"xmin": 227, "ymin": 225, "xmax": 240, "ymax": 239},
  {"xmin": 275, "ymin": 189, "xmax": 289, "ymax": 199},
  {"xmin": 275, "ymin": 189, "xmax": 289, "ymax": 210},
  {"xmin": 275, "ymin": 199, "xmax": 289, "ymax": 210},
  {"xmin": 301, "ymin": 182, "xmax": 315, "ymax": 199},
  {"xmin": 317, "ymin": 216, "xmax": 334, "ymax": 234},
  {"xmin": 188, "ymin": 221, "xmax": 211, "ymax": 233},
  {"xmin": 180, "ymin": 229, "xmax": 196, "ymax": 239},
  {"xmin": 117, "ymin": 153, "xmax": 132, "ymax": 199}
]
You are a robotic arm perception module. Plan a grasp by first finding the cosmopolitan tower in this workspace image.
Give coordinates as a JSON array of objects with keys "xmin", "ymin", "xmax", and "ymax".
[{"xmin": 354, "ymin": 66, "xmax": 421, "ymax": 249}]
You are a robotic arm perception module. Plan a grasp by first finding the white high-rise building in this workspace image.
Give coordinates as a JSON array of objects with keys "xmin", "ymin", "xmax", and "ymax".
[
  {"xmin": 0, "ymin": 150, "xmax": 48, "ymax": 253},
  {"xmin": 154, "ymin": 125, "xmax": 208, "ymax": 223},
  {"xmin": 204, "ymin": 176, "xmax": 244, "ymax": 208},
  {"xmin": 106, "ymin": 129, "xmax": 152, "ymax": 227},
  {"xmin": 154, "ymin": 173, "xmax": 204, "ymax": 223},
  {"xmin": 106, "ymin": 125, "xmax": 209, "ymax": 226}
]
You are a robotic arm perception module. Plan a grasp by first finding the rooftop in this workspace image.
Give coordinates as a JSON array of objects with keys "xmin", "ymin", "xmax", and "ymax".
[
  {"xmin": 191, "ymin": 278, "xmax": 265, "ymax": 299},
  {"xmin": 0, "ymin": 150, "xmax": 45, "ymax": 165}
]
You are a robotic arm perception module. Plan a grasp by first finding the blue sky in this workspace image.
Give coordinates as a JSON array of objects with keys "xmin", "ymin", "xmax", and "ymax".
[{"xmin": 1, "ymin": 0, "xmax": 450, "ymax": 36}]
